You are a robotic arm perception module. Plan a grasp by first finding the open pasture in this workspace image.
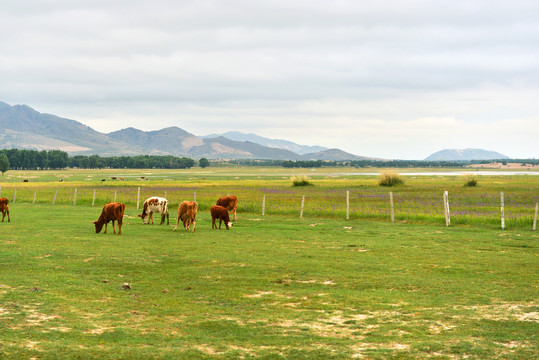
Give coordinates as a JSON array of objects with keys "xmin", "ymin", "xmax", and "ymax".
[
  {"xmin": 1, "ymin": 168, "xmax": 538, "ymax": 230},
  {"xmin": 0, "ymin": 203, "xmax": 537, "ymax": 359},
  {"xmin": 0, "ymin": 168, "xmax": 538, "ymax": 358}
]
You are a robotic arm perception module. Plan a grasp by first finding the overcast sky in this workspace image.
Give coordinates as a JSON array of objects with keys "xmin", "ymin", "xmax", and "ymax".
[{"xmin": 1, "ymin": 1, "xmax": 538, "ymax": 159}]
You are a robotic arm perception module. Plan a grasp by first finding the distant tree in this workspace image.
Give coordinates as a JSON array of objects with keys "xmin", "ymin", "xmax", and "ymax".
[
  {"xmin": 0, "ymin": 154, "xmax": 9, "ymax": 175},
  {"xmin": 199, "ymin": 158, "xmax": 210, "ymax": 168}
]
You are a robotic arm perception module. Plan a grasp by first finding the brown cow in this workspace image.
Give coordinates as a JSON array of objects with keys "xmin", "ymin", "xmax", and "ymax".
[
  {"xmin": 173, "ymin": 201, "xmax": 198, "ymax": 232},
  {"xmin": 216, "ymin": 195, "xmax": 238, "ymax": 222},
  {"xmin": 0, "ymin": 198, "xmax": 10, "ymax": 223},
  {"xmin": 210, "ymin": 205, "xmax": 233, "ymax": 230},
  {"xmin": 94, "ymin": 202, "xmax": 125, "ymax": 235}
]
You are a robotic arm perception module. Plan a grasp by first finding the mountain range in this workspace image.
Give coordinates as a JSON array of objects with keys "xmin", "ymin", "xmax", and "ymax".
[
  {"xmin": 0, "ymin": 101, "xmax": 512, "ymax": 161},
  {"xmin": 0, "ymin": 101, "xmax": 371, "ymax": 160}
]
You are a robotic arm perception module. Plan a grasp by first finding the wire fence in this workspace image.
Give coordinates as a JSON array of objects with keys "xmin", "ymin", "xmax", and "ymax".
[{"xmin": 1, "ymin": 184, "xmax": 537, "ymax": 230}]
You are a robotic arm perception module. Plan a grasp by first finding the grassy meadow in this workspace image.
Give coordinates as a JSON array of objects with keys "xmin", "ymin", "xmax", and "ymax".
[{"xmin": 0, "ymin": 168, "xmax": 538, "ymax": 359}]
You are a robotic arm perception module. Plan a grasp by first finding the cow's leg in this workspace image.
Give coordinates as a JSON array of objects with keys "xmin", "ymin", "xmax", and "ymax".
[
  {"xmin": 1, "ymin": 211, "xmax": 4, "ymax": 222},
  {"xmin": 232, "ymin": 209, "xmax": 236, "ymax": 222},
  {"xmin": 218, "ymin": 218, "xmax": 222, "ymax": 229},
  {"xmin": 149, "ymin": 212, "xmax": 154, "ymax": 224},
  {"xmin": 191, "ymin": 218, "xmax": 196, "ymax": 232},
  {"xmin": 211, "ymin": 216, "xmax": 216, "ymax": 229},
  {"xmin": 6, "ymin": 209, "xmax": 9, "ymax": 222},
  {"xmin": 118, "ymin": 221, "xmax": 122, "ymax": 235},
  {"xmin": 173, "ymin": 214, "xmax": 181, "ymax": 231},
  {"xmin": 104, "ymin": 221, "xmax": 108, "ymax": 234},
  {"xmin": 166, "ymin": 212, "xmax": 169, "ymax": 225},
  {"xmin": 111, "ymin": 220, "xmax": 116, "ymax": 234}
]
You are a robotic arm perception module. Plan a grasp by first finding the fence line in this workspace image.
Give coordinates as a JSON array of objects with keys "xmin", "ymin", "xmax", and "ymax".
[{"xmin": 1, "ymin": 186, "xmax": 537, "ymax": 230}]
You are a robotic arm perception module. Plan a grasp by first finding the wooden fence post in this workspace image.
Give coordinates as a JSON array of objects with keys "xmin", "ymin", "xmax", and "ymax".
[
  {"xmin": 73, "ymin": 188, "xmax": 78, "ymax": 206},
  {"xmin": 300, "ymin": 195, "xmax": 305, "ymax": 219},
  {"xmin": 33, "ymin": 190, "xmax": 37, "ymax": 205},
  {"xmin": 92, "ymin": 189, "xmax": 96, "ymax": 207},
  {"xmin": 533, "ymin": 202, "xmax": 538, "ymax": 231},
  {"xmin": 164, "ymin": 190, "xmax": 167, "ymax": 199},
  {"xmin": 52, "ymin": 190, "xmax": 58, "ymax": 205},
  {"xmin": 13, "ymin": 189, "xmax": 17, "ymax": 203},
  {"xmin": 346, "ymin": 190, "xmax": 350, "ymax": 220},
  {"xmin": 194, "ymin": 191, "xmax": 197, "ymax": 203},
  {"xmin": 137, "ymin": 187, "xmax": 140, "ymax": 209},
  {"xmin": 500, "ymin": 192, "xmax": 505, "ymax": 230},
  {"xmin": 443, "ymin": 191, "xmax": 450, "ymax": 227},
  {"xmin": 114, "ymin": 190, "xmax": 117, "ymax": 202},
  {"xmin": 390, "ymin": 191, "xmax": 395, "ymax": 223},
  {"xmin": 262, "ymin": 195, "xmax": 266, "ymax": 216}
]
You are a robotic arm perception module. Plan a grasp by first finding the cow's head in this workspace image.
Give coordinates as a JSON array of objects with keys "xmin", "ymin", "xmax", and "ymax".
[
  {"xmin": 138, "ymin": 212, "xmax": 149, "ymax": 224},
  {"xmin": 93, "ymin": 221, "xmax": 104, "ymax": 233},
  {"xmin": 225, "ymin": 222, "xmax": 233, "ymax": 230}
]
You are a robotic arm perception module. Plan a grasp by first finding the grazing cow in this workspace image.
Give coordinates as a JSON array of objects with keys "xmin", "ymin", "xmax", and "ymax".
[
  {"xmin": 94, "ymin": 202, "xmax": 125, "ymax": 235},
  {"xmin": 173, "ymin": 201, "xmax": 198, "ymax": 232},
  {"xmin": 139, "ymin": 197, "xmax": 169, "ymax": 225},
  {"xmin": 216, "ymin": 195, "xmax": 239, "ymax": 222},
  {"xmin": 210, "ymin": 205, "xmax": 233, "ymax": 230},
  {"xmin": 0, "ymin": 198, "xmax": 10, "ymax": 223}
]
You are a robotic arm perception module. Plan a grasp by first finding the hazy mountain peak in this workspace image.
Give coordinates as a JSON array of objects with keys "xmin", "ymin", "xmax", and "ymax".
[
  {"xmin": 202, "ymin": 131, "xmax": 328, "ymax": 155},
  {"xmin": 425, "ymin": 148, "xmax": 509, "ymax": 161}
]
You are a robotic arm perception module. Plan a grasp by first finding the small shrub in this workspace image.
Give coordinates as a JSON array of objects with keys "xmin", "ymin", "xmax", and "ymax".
[
  {"xmin": 378, "ymin": 170, "xmax": 404, "ymax": 187},
  {"xmin": 463, "ymin": 175, "xmax": 478, "ymax": 187},
  {"xmin": 291, "ymin": 176, "xmax": 313, "ymax": 187}
]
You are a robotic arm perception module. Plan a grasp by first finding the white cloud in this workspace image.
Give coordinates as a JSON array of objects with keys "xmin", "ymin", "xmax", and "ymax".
[{"xmin": 0, "ymin": 0, "xmax": 538, "ymax": 159}]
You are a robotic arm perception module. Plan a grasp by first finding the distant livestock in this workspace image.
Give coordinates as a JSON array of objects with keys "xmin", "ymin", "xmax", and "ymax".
[
  {"xmin": 216, "ymin": 195, "xmax": 238, "ymax": 222},
  {"xmin": 139, "ymin": 197, "xmax": 169, "ymax": 225},
  {"xmin": 94, "ymin": 202, "xmax": 125, "ymax": 235},
  {"xmin": 173, "ymin": 201, "xmax": 198, "ymax": 232},
  {"xmin": 210, "ymin": 205, "xmax": 233, "ymax": 230},
  {"xmin": 0, "ymin": 198, "xmax": 10, "ymax": 223}
]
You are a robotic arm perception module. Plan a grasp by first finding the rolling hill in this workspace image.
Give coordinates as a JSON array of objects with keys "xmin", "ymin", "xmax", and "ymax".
[
  {"xmin": 0, "ymin": 101, "xmax": 369, "ymax": 160},
  {"xmin": 425, "ymin": 148, "xmax": 509, "ymax": 161}
]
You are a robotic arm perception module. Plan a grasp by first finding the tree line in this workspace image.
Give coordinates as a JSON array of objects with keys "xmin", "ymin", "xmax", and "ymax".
[
  {"xmin": 0, "ymin": 149, "xmax": 197, "ymax": 171},
  {"xmin": 235, "ymin": 159, "xmax": 539, "ymax": 168},
  {"xmin": 1, "ymin": 148, "xmax": 536, "ymax": 174}
]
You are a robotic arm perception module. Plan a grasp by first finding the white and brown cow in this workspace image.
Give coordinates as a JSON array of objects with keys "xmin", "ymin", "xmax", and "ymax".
[
  {"xmin": 139, "ymin": 197, "xmax": 169, "ymax": 225},
  {"xmin": 210, "ymin": 205, "xmax": 233, "ymax": 230},
  {"xmin": 0, "ymin": 197, "xmax": 10, "ymax": 223},
  {"xmin": 216, "ymin": 195, "xmax": 238, "ymax": 222},
  {"xmin": 94, "ymin": 202, "xmax": 125, "ymax": 235},
  {"xmin": 173, "ymin": 201, "xmax": 198, "ymax": 232}
]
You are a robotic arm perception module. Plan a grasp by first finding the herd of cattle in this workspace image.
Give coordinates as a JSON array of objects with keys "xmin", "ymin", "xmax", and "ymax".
[
  {"xmin": 92, "ymin": 195, "xmax": 238, "ymax": 235},
  {"xmin": 0, "ymin": 195, "xmax": 238, "ymax": 236}
]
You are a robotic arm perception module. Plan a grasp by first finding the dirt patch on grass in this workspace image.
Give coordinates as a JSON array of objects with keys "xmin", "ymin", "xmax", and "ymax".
[
  {"xmin": 453, "ymin": 302, "xmax": 539, "ymax": 322},
  {"xmin": 244, "ymin": 291, "xmax": 275, "ymax": 298}
]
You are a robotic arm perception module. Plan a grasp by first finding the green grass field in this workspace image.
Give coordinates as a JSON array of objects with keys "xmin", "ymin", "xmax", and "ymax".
[{"xmin": 1, "ymin": 168, "xmax": 538, "ymax": 359}]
